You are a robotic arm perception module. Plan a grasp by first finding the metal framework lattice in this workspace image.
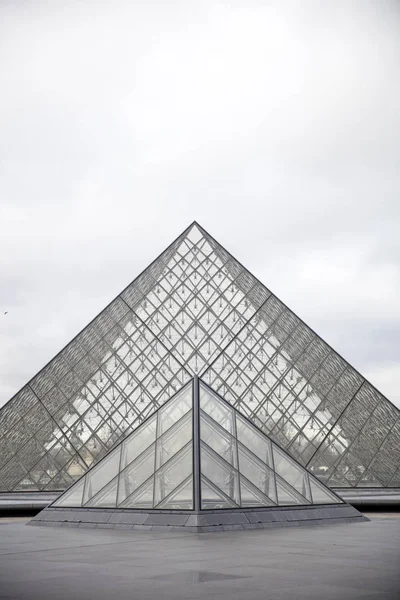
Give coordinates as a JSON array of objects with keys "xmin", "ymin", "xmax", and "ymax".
[
  {"xmin": 52, "ymin": 377, "xmax": 342, "ymax": 510},
  {"xmin": 0, "ymin": 222, "xmax": 399, "ymax": 493}
]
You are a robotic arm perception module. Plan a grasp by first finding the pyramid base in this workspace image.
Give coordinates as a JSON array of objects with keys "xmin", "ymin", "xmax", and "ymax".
[{"xmin": 29, "ymin": 503, "xmax": 368, "ymax": 532}]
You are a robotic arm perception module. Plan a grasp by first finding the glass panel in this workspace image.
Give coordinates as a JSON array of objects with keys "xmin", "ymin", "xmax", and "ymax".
[
  {"xmin": 276, "ymin": 479, "xmax": 306, "ymax": 506},
  {"xmin": 199, "ymin": 385, "xmax": 234, "ymax": 434},
  {"xmin": 4, "ymin": 221, "xmax": 400, "ymax": 496},
  {"xmin": 154, "ymin": 443, "xmax": 192, "ymax": 505},
  {"xmin": 200, "ymin": 442, "xmax": 240, "ymax": 504},
  {"xmin": 201, "ymin": 476, "xmax": 238, "ymax": 509},
  {"xmin": 82, "ymin": 447, "xmax": 121, "ymax": 504},
  {"xmin": 310, "ymin": 479, "xmax": 341, "ymax": 504},
  {"xmin": 238, "ymin": 445, "xmax": 277, "ymax": 503},
  {"xmin": 120, "ymin": 476, "xmax": 154, "ymax": 508},
  {"xmin": 236, "ymin": 414, "xmax": 273, "ymax": 466},
  {"xmin": 85, "ymin": 477, "xmax": 118, "ymax": 508},
  {"xmin": 273, "ymin": 445, "xmax": 311, "ymax": 501},
  {"xmin": 200, "ymin": 412, "xmax": 237, "ymax": 468},
  {"xmin": 156, "ymin": 412, "xmax": 192, "ymax": 470},
  {"xmin": 53, "ymin": 478, "xmax": 85, "ymax": 507},
  {"xmin": 240, "ymin": 476, "xmax": 275, "ymax": 507},
  {"xmin": 120, "ymin": 414, "xmax": 156, "ymax": 470},
  {"xmin": 357, "ymin": 469, "xmax": 384, "ymax": 488},
  {"xmin": 158, "ymin": 385, "xmax": 192, "ymax": 435},
  {"xmin": 117, "ymin": 444, "xmax": 155, "ymax": 505},
  {"xmin": 156, "ymin": 476, "xmax": 193, "ymax": 509}
]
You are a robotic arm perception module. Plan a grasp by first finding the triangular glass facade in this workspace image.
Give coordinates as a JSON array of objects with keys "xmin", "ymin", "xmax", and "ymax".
[
  {"xmin": 199, "ymin": 382, "xmax": 340, "ymax": 508},
  {"xmin": 54, "ymin": 383, "xmax": 194, "ymax": 510},
  {"xmin": 53, "ymin": 378, "xmax": 341, "ymax": 510},
  {"xmin": 0, "ymin": 222, "xmax": 399, "ymax": 493}
]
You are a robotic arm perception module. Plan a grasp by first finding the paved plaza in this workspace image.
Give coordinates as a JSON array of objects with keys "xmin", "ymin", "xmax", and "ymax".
[{"xmin": 0, "ymin": 514, "xmax": 399, "ymax": 599}]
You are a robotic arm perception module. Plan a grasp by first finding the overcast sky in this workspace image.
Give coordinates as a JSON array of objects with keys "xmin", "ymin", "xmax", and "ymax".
[{"xmin": 1, "ymin": 1, "xmax": 399, "ymax": 410}]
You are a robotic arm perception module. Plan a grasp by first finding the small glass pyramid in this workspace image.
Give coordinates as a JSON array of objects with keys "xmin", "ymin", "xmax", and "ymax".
[{"xmin": 52, "ymin": 378, "xmax": 342, "ymax": 510}]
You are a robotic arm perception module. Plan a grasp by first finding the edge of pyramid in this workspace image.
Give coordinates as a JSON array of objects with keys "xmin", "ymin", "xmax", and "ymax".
[
  {"xmin": 197, "ymin": 378, "xmax": 347, "ymax": 505},
  {"xmin": 2, "ymin": 220, "xmax": 399, "ymax": 502},
  {"xmin": 195, "ymin": 224, "xmax": 400, "ymax": 421},
  {"xmin": 0, "ymin": 222, "xmax": 198, "ymax": 416},
  {"xmin": 29, "ymin": 375, "xmax": 369, "ymax": 531},
  {"xmin": 47, "ymin": 378, "xmax": 195, "ymax": 509}
]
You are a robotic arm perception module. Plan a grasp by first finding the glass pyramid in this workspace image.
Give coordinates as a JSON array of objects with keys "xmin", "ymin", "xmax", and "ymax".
[
  {"xmin": 53, "ymin": 378, "xmax": 341, "ymax": 510},
  {"xmin": 0, "ymin": 222, "xmax": 399, "ymax": 494}
]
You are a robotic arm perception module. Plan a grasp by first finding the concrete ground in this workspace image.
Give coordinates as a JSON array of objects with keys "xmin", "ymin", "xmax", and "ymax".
[{"xmin": 0, "ymin": 514, "xmax": 399, "ymax": 600}]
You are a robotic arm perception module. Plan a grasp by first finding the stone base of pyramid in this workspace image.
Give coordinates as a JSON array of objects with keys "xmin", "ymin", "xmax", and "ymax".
[{"xmin": 29, "ymin": 503, "xmax": 367, "ymax": 532}]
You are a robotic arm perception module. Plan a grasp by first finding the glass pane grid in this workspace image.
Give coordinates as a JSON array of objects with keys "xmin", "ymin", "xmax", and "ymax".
[
  {"xmin": 198, "ymin": 382, "xmax": 340, "ymax": 509},
  {"xmin": 54, "ymin": 381, "xmax": 194, "ymax": 510},
  {"xmin": 1, "ymin": 222, "xmax": 399, "ymax": 494}
]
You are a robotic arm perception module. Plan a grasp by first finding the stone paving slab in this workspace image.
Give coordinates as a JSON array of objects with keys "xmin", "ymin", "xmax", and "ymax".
[{"xmin": 0, "ymin": 516, "xmax": 399, "ymax": 599}]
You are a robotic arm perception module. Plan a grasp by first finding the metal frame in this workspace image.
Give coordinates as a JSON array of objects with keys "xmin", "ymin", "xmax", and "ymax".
[
  {"xmin": 0, "ymin": 222, "xmax": 399, "ymax": 495},
  {"xmin": 49, "ymin": 374, "xmax": 345, "ymax": 512}
]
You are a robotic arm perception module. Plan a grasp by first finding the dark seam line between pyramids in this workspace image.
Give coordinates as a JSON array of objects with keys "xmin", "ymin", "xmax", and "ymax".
[
  {"xmin": 192, "ymin": 376, "xmax": 200, "ymax": 512},
  {"xmin": 198, "ymin": 378, "xmax": 345, "ymax": 504}
]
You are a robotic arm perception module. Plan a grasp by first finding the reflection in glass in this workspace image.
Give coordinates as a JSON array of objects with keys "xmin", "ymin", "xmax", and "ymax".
[
  {"xmin": 200, "ymin": 387, "xmax": 234, "ymax": 434},
  {"xmin": 82, "ymin": 447, "xmax": 121, "ymax": 505},
  {"xmin": 200, "ymin": 443, "xmax": 240, "ymax": 504},
  {"xmin": 154, "ymin": 444, "xmax": 192, "ymax": 505},
  {"xmin": 201, "ymin": 476, "xmax": 238, "ymax": 509},
  {"xmin": 120, "ymin": 414, "xmax": 156, "ymax": 470}
]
